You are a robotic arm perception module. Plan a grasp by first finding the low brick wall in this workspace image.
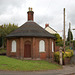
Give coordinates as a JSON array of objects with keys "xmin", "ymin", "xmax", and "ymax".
[{"xmin": 64, "ymin": 58, "xmax": 71, "ymax": 65}]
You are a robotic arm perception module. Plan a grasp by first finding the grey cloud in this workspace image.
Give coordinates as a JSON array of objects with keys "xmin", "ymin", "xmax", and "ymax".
[
  {"xmin": 68, "ymin": 11, "xmax": 75, "ymax": 26},
  {"xmin": 35, "ymin": 15, "xmax": 54, "ymax": 25},
  {"xmin": 0, "ymin": 0, "xmax": 26, "ymax": 15},
  {"xmin": 0, "ymin": 0, "xmax": 24, "ymax": 7},
  {"xmin": 0, "ymin": 0, "xmax": 75, "ymax": 38}
]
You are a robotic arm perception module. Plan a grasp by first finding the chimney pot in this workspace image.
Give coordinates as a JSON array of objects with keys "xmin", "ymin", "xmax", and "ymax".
[
  {"xmin": 31, "ymin": 8, "xmax": 32, "ymax": 11},
  {"xmin": 29, "ymin": 7, "xmax": 31, "ymax": 11},
  {"xmin": 45, "ymin": 24, "xmax": 49, "ymax": 28},
  {"xmin": 27, "ymin": 7, "xmax": 34, "ymax": 21}
]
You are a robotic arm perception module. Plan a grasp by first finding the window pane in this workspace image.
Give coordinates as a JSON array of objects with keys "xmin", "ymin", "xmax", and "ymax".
[
  {"xmin": 52, "ymin": 42, "xmax": 54, "ymax": 52},
  {"xmin": 39, "ymin": 40, "xmax": 45, "ymax": 52},
  {"xmin": 12, "ymin": 40, "xmax": 16, "ymax": 52}
]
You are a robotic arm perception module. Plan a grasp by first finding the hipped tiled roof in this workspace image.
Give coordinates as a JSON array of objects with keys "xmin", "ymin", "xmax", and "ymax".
[{"xmin": 7, "ymin": 21, "xmax": 56, "ymax": 38}]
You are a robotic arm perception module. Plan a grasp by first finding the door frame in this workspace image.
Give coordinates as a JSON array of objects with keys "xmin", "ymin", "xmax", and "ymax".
[{"xmin": 24, "ymin": 41, "xmax": 31, "ymax": 58}]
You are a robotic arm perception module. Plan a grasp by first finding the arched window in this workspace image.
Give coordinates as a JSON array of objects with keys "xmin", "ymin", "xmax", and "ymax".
[
  {"xmin": 52, "ymin": 41, "xmax": 54, "ymax": 52},
  {"xmin": 39, "ymin": 40, "xmax": 45, "ymax": 52},
  {"xmin": 11, "ymin": 40, "xmax": 16, "ymax": 52}
]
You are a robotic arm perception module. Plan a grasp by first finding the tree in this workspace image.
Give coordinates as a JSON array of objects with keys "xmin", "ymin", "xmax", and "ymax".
[
  {"xmin": 0, "ymin": 23, "xmax": 18, "ymax": 48},
  {"xmin": 67, "ymin": 28, "xmax": 73, "ymax": 41},
  {"xmin": 53, "ymin": 33, "xmax": 63, "ymax": 46},
  {"xmin": 53, "ymin": 33, "xmax": 62, "ymax": 43}
]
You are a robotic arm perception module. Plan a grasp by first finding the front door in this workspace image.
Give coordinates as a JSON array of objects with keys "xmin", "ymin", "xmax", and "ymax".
[{"xmin": 24, "ymin": 42, "xmax": 31, "ymax": 58}]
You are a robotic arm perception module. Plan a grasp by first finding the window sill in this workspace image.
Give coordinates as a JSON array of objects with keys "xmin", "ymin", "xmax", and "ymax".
[
  {"xmin": 40, "ymin": 52, "xmax": 45, "ymax": 53},
  {"xmin": 11, "ymin": 52, "xmax": 16, "ymax": 53},
  {"xmin": 52, "ymin": 52, "xmax": 54, "ymax": 53}
]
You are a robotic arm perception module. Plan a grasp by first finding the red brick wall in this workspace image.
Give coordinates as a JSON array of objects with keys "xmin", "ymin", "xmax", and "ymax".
[
  {"xmin": 20, "ymin": 38, "xmax": 24, "ymax": 58},
  {"xmin": 7, "ymin": 37, "xmax": 55, "ymax": 60},
  {"xmin": 7, "ymin": 39, "xmax": 11, "ymax": 56},
  {"xmin": 32, "ymin": 38, "xmax": 55, "ymax": 60},
  {"xmin": 7, "ymin": 38, "xmax": 18, "ymax": 57},
  {"xmin": 55, "ymin": 46, "xmax": 60, "ymax": 52},
  {"xmin": 34, "ymin": 38, "xmax": 49, "ymax": 59},
  {"xmin": 40, "ymin": 52, "xmax": 46, "ymax": 59},
  {"xmin": 16, "ymin": 39, "xmax": 20, "ymax": 58},
  {"xmin": 49, "ymin": 39, "xmax": 56, "ymax": 60}
]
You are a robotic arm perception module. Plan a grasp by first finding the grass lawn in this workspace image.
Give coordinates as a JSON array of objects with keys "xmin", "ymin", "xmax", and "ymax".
[{"xmin": 0, "ymin": 56, "xmax": 62, "ymax": 71}]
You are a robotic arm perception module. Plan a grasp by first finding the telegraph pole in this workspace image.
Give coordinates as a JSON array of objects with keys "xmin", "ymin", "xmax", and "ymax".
[
  {"xmin": 69, "ymin": 22, "xmax": 71, "ymax": 48},
  {"xmin": 63, "ymin": 8, "xmax": 65, "ymax": 53}
]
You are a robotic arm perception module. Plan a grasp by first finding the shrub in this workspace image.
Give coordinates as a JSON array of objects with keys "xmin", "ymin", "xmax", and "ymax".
[
  {"xmin": 65, "ymin": 46, "xmax": 69, "ymax": 50},
  {"xmin": 54, "ymin": 51, "xmax": 60, "ymax": 63},
  {"xmin": 66, "ymin": 49, "xmax": 73, "ymax": 56},
  {"xmin": 64, "ymin": 52, "xmax": 72, "ymax": 58},
  {"xmin": 56, "ymin": 42, "xmax": 63, "ymax": 47},
  {"xmin": 54, "ymin": 49, "xmax": 73, "ymax": 63}
]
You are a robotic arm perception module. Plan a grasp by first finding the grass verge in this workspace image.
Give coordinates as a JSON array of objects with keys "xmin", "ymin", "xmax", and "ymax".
[{"xmin": 0, "ymin": 56, "xmax": 62, "ymax": 71}]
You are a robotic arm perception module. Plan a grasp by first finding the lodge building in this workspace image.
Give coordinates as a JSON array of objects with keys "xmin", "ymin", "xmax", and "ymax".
[{"xmin": 6, "ymin": 8, "xmax": 56, "ymax": 60}]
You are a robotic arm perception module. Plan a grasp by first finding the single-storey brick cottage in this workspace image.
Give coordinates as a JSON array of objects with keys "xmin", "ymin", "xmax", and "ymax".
[{"xmin": 6, "ymin": 8, "xmax": 56, "ymax": 60}]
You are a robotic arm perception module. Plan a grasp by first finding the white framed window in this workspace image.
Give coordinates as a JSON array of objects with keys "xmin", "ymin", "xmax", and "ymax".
[
  {"xmin": 52, "ymin": 41, "xmax": 54, "ymax": 52},
  {"xmin": 11, "ymin": 40, "xmax": 16, "ymax": 52},
  {"xmin": 39, "ymin": 40, "xmax": 45, "ymax": 52}
]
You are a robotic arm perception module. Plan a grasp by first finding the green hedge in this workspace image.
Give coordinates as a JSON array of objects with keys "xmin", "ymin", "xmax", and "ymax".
[
  {"xmin": 0, "ymin": 49, "xmax": 6, "ymax": 54},
  {"xmin": 54, "ymin": 49, "xmax": 73, "ymax": 63}
]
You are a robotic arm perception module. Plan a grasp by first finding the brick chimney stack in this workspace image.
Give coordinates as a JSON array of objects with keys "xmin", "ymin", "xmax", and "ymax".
[
  {"xmin": 27, "ymin": 7, "xmax": 34, "ymax": 21},
  {"xmin": 45, "ymin": 24, "xmax": 49, "ymax": 28}
]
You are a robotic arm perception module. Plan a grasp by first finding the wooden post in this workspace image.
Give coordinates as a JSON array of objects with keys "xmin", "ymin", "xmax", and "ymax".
[
  {"xmin": 69, "ymin": 22, "xmax": 71, "ymax": 49},
  {"xmin": 63, "ymin": 8, "xmax": 65, "ymax": 53}
]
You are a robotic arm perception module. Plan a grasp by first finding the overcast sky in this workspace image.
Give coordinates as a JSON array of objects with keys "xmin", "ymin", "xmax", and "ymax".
[{"xmin": 0, "ymin": 0, "xmax": 75, "ymax": 39}]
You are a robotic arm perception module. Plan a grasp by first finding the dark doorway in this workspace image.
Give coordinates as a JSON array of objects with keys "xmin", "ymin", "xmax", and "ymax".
[{"xmin": 24, "ymin": 41, "xmax": 31, "ymax": 58}]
